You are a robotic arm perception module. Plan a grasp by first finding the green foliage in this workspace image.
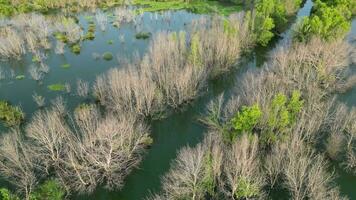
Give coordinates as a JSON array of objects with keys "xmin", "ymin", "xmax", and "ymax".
[
  {"xmin": 188, "ymin": 33, "xmax": 202, "ymax": 67},
  {"xmin": 70, "ymin": 44, "xmax": 81, "ymax": 54},
  {"xmin": 134, "ymin": 0, "xmax": 242, "ymax": 16},
  {"xmin": 263, "ymin": 91, "xmax": 303, "ymax": 144},
  {"xmin": 135, "ymin": 32, "xmax": 151, "ymax": 40},
  {"xmin": 0, "ymin": 100, "xmax": 24, "ymax": 126},
  {"xmin": 294, "ymin": 0, "xmax": 351, "ymax": 42},
  {"xmin": 54, "ymin": 32, "xmax": 68, "ymax": 43},
  {"xmin": 253, "ymin": 0, "xmax": 303, "ymax": 46},
  {"xmin": 228, "ymin": 104, "xmax": 262, "ymax": 141},
  {"xmin": 61, "ymin": 63, "xmax": 71, "ymax": 69},
  {"xmin": 0, "ymin": 188, "xmax": 19, "ymax": 200},
  {"xmin": 47, "ymin": 83, "xmax": 66, "ymax": 91},
  {"xmin": 234, "ymin": 177, "xmax": 260, "ymax": 199},
  {"xmin": 223, "ymin": 19, "xmax": 238, "ymax": 36},
  {"xmin": 201, "ymin": 153, "xmax": 216, "ymax": 196},
  {"xmin": 15, "ymin": 75, "xmax": 25, "ymax": 80},
  {"xmin": 30, "ymin": 180, "xmax": 65, "ymax": 200}
]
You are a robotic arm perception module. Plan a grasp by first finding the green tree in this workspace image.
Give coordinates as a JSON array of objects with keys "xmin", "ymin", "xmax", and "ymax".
[
  {"xmin": 0, "ymin": 188, "xmax": 19, "ymax": 200},
  {"xmin": 294, "ymin": 0, "xmax": 351, "ymax": 42},
  {"xmin": 30, "ymin": 180, "xmax": 65, "ymax": 200},
  {"xmin": 229, "ymin": 104, "xmax": 262, "ymax": 141}
]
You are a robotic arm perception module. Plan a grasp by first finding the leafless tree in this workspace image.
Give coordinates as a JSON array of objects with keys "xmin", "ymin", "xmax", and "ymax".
[
  {"xmin": 29, "ymin": 64, "xmax": 43, "ymax": 81},
  {"xmin": 76, "ymin": 79, "xmax": 89, "ymax": 97},
  {"xmin": 32, "ymin": 92, "xmax": 45, "ymax": 107},
  {"xmin": 157, "ymin": 133, "xmax": 222, "ymax": 200},
  {"xmin": 0, "ymin": 27, "xmax": 26, "ymax": 59},
  {"xmin": 0, "ymin": 130, "xmax": 37, "ymax": 199},
  {"xmin": 96, "ymin": 11, "xmax": 108, "ymax": 32},
  {"xmin": 221, "ymin": 134, "xmax": 264, "ymax": 199}
]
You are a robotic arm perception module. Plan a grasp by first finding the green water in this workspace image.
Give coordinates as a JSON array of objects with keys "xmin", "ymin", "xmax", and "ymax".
[{"xmin": 0, "ymin": 1, "xmax": 355, "ymax": 199}]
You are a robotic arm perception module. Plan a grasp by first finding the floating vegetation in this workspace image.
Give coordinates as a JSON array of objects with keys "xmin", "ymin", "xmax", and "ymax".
[
  {"xmin": 107, "ymin": 39, "xmax": 114, "ymax": 44},
  {"xmin": 32, "ymin": 56, "xmax": 41, "ymax": 63},
  {"xmin": 135, "ymin": 31, "xmax": 151, "ymax": 40},
  {"xmin": 15, "ymin": 75, "xmax": 25, "ymax": 80},
  {"xmin": 48, "ymin": 83, "xmax": 66, "ymax": 91},
  {"xmin": 61, "ymin": 64, "xmax": 71, "ymax": 69},
  {"xmin": 0, "ymin": 100, "xmax": 24, "ymax": 126},
  {"xmin": 102, "ymin": 52, "xmax": 113, "ymax": 61},
  {"xmin": 70, "ymin": 44, "xmax": 81, "ymax": 54}
]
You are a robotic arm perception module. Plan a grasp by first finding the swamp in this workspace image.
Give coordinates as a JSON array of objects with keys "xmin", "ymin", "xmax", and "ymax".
[{"xmin": 0, "ymin": 0, "xmax": 355, "ymax": 199}]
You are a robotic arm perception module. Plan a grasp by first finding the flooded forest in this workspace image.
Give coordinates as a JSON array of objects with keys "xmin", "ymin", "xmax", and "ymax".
[{"xmin": 0, "ymin": 0, "xmax": 355, "ymax": 199}]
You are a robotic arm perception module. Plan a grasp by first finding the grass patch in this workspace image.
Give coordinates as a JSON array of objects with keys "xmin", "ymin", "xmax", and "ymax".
[
  {"xmin": 135, "ymin": 31, "xmax": 151, "ymax": 40},
  {"xmin": 48, "ymin": 83, "xmax": 66, "ymax": 91},
  {"xmin": 102, "ymin": 52, "xmax": 113, "ymax": 61},
  {"xmin": 0, "ymin": 100, "xmax": 24, "ymax": 126},
  {"xmin": 133, "ymin": 0, "xmax": 242, "ymax": 15}
]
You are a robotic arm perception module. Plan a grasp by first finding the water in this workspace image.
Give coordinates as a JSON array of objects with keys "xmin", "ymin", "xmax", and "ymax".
[
  {"xmin": 0, "ymin": 1, "xmax": 355, "ymax": 199},
  {"xmin": 0, "ymin": 9, "xmax": 205, "ymax": 128}
]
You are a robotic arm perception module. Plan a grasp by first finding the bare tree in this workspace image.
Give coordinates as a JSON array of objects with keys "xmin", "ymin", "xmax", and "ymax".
[
  {"xmin": 32, "ymin": 92, "xmax": 45, "ymax": 107},
  {"xmin": 156, "ymin": 133, "xmax": 222, "ymax": 200},
  {"xmin": 76, "ymin": 79, "xmax": 89, "ymax": 98},
  {"xmin": 222, "ymin": 134, "xmax": 264, "ymax": 200},
  {"xmin": 0, "ymin": 130, "xmax": 37, "ymax": 199}
]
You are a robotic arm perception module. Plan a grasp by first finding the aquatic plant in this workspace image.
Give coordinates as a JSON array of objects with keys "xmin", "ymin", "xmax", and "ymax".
[
  {"xmin": 61, "ymin": 63, "xmax": 71, "ymax": 69},
  {"xmin": 47, "ymin": 84, "xmax": 66, "ymax": 91},
  {"xmin": 135, "ymin": 31, "xmax": 151, "ymax": 39},
  {"xmin": 15, "ymin": 75, "xmax": 25, "ymax": 80},
  {"xmin": 70, "ymin": 44, "xmax": 81, "ymax": 54},
  {"xmin": 102, "ymin": 52, "xmax": 113, "ymax": 60},
  {"xmin": 0, "ymin": 100, "xmax": 24, "ymax": 126}
]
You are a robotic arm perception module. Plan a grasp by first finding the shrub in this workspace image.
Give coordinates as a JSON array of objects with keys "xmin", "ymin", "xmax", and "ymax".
[
  {"xmin": 0, "ymin": 188, "xmax": 19, "ymax": 200},
  {"xmin": 30, "ymin": 180, "xmax": 65, "ymax": 200},
  {"xmin": 229, "ymin": 104, "xmax": 262, "ymax": 141},
  {"xmin": 294, "ymin": 0, "xmax": 351, "ymax": 42},
  {"xmin": 0, "ymin": 100, "xmax": 24, "ymax": 126}
]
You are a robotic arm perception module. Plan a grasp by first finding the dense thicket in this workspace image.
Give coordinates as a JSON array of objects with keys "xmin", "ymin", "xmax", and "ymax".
[
  {"xmin": 294, "ymin": 0, "xmax": 355, "ymax": 41},
  {"xmin": 153, "ymin": 36, "xmax": 355, "ymax": 199},
  {"xmin": 0, "ymin": 99, "xmax": 151, "ymax": 199},
  {"xmin": 94, "ymin": 13, "xmax": 254, "ymax": 117}
]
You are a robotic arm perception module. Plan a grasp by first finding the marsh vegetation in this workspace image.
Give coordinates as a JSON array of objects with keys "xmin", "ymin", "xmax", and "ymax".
[{"xmin": 0, "ymin": 0, "xmax": 355, "ymax": 199}]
